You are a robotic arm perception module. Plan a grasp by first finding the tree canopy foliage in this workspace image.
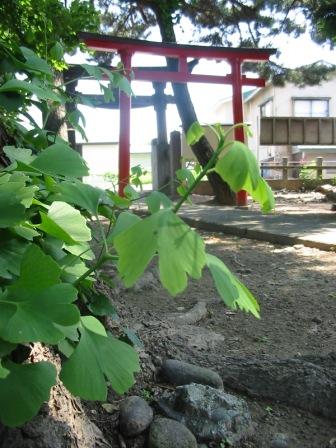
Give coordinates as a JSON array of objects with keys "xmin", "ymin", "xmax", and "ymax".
[
  {"xmin": 0, "ymin": 0, "xmax": 99, "ymax": 64},
  {"xmin": 96, "ymin": 0, "xmax": 335, "ymax": 85},
  {"xmin": 307, "ymin": 0, "xmax": 336, "ymax": 45}
]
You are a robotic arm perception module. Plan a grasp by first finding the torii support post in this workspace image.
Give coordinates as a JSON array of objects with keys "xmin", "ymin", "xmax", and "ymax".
[
  {"xmin": 118, "ymin": 50, "xmax": 132, "ymax": 196},
  {"xmin": 231, "ymin": 58, "xmax": 248, "ymax": 207}
]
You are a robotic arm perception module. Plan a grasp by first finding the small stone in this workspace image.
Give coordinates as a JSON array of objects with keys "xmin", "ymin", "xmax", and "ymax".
[
  {"xmin": 331, "ymin": 203, "xmax": 336, "ymax": 211},
  {"xmin": 160, "ymin": 359, "xmax": 223, "ymax": 389},
  {"xmin": 119, "ymin": 396, "xmax": 153, "ymax": 437},
  {"xmin": 270, "ymin": 433, "xmax": 292, "ymax": 448},
  {"xmin": 149, "ymin": 418, "xmax": 197, "ymax": 448}
]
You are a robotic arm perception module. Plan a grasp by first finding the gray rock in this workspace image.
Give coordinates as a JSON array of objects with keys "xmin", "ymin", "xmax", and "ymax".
[
  {"xmin": 160, "ymin": 359, "xmax": 223, "ymax": 389},
  {"xmin": 149, "ymin": 418, "xmax": 197, "ymax": 448},
  {"xmin": 271, "ymin": 433, "xmax": 292, "ymax": 448},
  {"xmin": 158, "ymin": 383, "xmax": 253, "ymax": 444},
  {"xmin": 119, "ymin": 396, "xmax": 153, "ymax": 437},
  {"xmin": 219, "ymin": 352, "xmax": 336, "ymax": 419}
]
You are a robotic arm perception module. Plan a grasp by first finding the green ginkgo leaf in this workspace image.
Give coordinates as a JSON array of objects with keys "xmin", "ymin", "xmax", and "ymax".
[
  {"xmin": 53, "ymin": 181, "xmax": 104, "ymax": 215},
  {"xmin": 0, "ymin": 191, "xmax": 25, "ymax": 228},
  {"xmin": 0, "ymin": 245, "xmax": 80, "ymax": 344},
  {"xmin": 0, "ymin": 237, "xmax": 28, "ymax": 280},
  {"xmin": 206, "ymin": 254, "xmax": 260, "ymax": 317},
  {"xmin": 157, "ymin": 211, "xmax": 205, "ymax": 295},
  {"xmin": 114, "ymin": 214, "xmax": 158, "ymax": 287},
  {"xmin": 60, "ymin": 316, "xmax": 140, "ymax": 400},
  {"xmin": 145, "ymin": 191, "xmax": 173, "ymax": 214},
  {"xmin": 39, "ymin": 201, "xmax": 91, "ymax": 244},
  {"xmin": 114, "ymin": 210, "xmax": 206, "ymax": 295},
  {"xmin": 0, "ymin": 361, "xmax": 56, "ymax": 427},
  {"xmin": 3, "ymin": 146, "xmax": 36, "ymax": 164},
  {"xmin": 214, "ymin": 141, "xmax": 274, "ymax": 213},
  {"xmin": 187, "ymin": 121, "xmax": 205, "ymax": 145},
  {"xmin": 0, "ymin": 283, "xmax": 79, "ymax": 344},
  {"xmin": 107, "ymin": 211, "xmax": 141, "ymax": 243},
  {"xmin": 31, "ymin": 143, "xmax": 89, "ymax": 178},
  {"xmin": 12, "ymin": 244, "xmax": 61, "ymax": 292},
  {"xmin": 215, "ymin": 141, "xmax": 260, "ymax": 191}
]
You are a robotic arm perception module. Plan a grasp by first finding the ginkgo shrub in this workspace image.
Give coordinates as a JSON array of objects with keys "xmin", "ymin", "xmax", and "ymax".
[{"xmin": 0, "ymin": 41, "xmax": 274, "ymax": 427}]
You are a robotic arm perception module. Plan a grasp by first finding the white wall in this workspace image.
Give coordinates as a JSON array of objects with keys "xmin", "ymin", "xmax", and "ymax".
[{"xmin": 81, "ymin": 143, "xmax": 151, "ymax": 188}]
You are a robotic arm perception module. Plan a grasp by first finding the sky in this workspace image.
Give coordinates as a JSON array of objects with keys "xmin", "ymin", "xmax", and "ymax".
[{"xmin": 71, "ymin": 20, "xmax": 336, "ymax": 147}]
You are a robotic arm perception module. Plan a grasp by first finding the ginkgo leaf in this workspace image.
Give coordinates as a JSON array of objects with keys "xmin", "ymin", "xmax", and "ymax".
[
  {"xmin": 60, "ymin": 317, "xmax": 140, "ymax": 400},
  {"xmin": 53, "ymin": 181, "xmax": 104, "ymax": 215},
  {"xmin": 63, "ymin": 242, "xmax": 94, "ymax": 260},
  {"xmin": 114, "ymin": 210, "xmax": 206, "ymax": 295},
  {"xmin": 20, "ymin": 47, "xmax": 52, "ymax": 75},
  {"xmin": 0, "ymin": 361, "xmax": 56, "ymax": 427},
  {"xmin": 3, "ymin": 146, "xmax": 36, "ymax": 164},
  {"xmin": 12, "ymin": 244, "xmax": 61, "ymax": 292},
  {"xmin": 157, "ymin": 211, "xmax": 206, "ymax": 295},
  {"xmin": 215, "ymin": 141, "xmax": 260, "ymax": 191},
  {"xmin": 0, "ymin": 237, "xmax": 28, "ymax": 279},
  {"xmin": 0, "ymin": 283, "xmax": 79, "ymax": 344},
  {"xmin": 206, "ymin": 254, "xmax": 260, "ymax": 318},
  {"xmin": 145, "ymin": 191, "xmax": 172, "ymax": 214},
  {"xmin": 187, "ymin": 122, "xmax": 205, "ymax": 145},
  {"xmin": 39, "ymin": 201, "xmax": 91, "ymax": 244},
  {"xmin": 215, "ymin": 141, "xmax": 274, "ymax": 213},
  {"xmin": 0, "ymin": 79, "xmax": 61, "ymax": 102},
  {"xmin": 31, "ymin": 143, "xmax": 89, "ymax": 178},
  {"xmin": 0, "ymin": 191, "xmax": 25, "ymax": 228},
  {"xmin": 107, "ymin": 211, "xmax": 141, "ymax": 243},
  {"xmin": 0, "ymin": 245, "xmax": 80, "ymax": 344},
  {"xmin": 12, "ymin": 224, "xmax": 40, "ymax": 241},
  {"xmin": 114, "ymin": 214, "xmax": 158, "ymax": 287}
]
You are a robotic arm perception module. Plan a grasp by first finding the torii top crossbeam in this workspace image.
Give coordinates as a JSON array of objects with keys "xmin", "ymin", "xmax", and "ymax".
[{"xmin": 80, "ymin": 32, "xmax": 276, "ymax": 204}]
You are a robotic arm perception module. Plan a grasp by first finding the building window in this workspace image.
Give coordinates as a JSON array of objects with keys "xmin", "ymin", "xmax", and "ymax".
[
  {"xmin": 260, "ymin": 99, "xmax": 273, "ymax": 117},
  {"xmin": 293, "ymin": 98, "xmax": 329, "ymax": 117}
]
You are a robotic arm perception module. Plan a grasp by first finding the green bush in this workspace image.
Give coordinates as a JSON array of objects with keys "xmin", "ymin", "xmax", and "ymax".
[{"xmin": 299, "ymin": 162, "xmax": 323, "ymax": 190}]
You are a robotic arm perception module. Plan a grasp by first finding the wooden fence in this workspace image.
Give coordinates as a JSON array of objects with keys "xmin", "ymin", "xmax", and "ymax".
[{"xmin": 260, "ymin": 157, "xmax": 336, "ymax": 180}]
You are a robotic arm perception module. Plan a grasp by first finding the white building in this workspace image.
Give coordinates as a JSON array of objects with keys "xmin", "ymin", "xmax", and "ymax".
[{"xmin": 214, "ymin": 70, "xmax": 336, "ymax": 169}]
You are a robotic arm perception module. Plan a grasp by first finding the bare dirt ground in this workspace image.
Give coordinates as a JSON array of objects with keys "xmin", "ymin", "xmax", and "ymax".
[{"xmin": 85, "ymin": 193, "xmax": 336, "ymax": 448}]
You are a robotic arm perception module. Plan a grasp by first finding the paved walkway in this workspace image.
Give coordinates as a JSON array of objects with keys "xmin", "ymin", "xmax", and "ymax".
[{"xmin": 178, "ymin": 201, "xmax": 336, "ymax": 251}]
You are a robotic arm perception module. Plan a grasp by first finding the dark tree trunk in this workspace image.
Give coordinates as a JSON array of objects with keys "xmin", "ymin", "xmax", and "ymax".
[
  {"xmin": 64, "ymin": 71, "xmax": 79, "ymax": 150},
  {"xmin": 0, "ymin": 122, "xmax": 14, "ymax": 167},
  {"xmin": 151, "ymin": 5, "xmax": 235, "ymax": 205},
  {"xmin": 44, "ymin": 72, "xmax": 68, "ymax": 140}
]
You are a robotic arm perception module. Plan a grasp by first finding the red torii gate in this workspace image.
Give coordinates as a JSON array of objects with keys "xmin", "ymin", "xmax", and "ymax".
[{"xmin": 80, "ymin": 33, "xmax": 276, "ymax": 206}]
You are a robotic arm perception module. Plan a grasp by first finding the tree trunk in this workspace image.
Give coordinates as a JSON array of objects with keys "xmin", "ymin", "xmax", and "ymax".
[
  {"xmin": 64, "ymin": 71, "xmax": 79, "ymax": 151},
  {"xmin": 152, "ymin": 5, "xmax": 235, "ymax": 205},
  {"xmin": 0, "ymin": 122, "xmax": 14, "ymax": 167},
  {"xmin": 44, "ymin": 72, "xmax": 68, "ymax": 140}
]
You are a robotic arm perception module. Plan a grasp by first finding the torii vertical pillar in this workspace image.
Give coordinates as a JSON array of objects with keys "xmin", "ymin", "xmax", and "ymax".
[
  {"xmin": 231, "ymin": 58, "xmax": 248, "ymax": 207},
  {"xmin": 118, "ymin": 50, "xmax": 133, "ymax": 196}
]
